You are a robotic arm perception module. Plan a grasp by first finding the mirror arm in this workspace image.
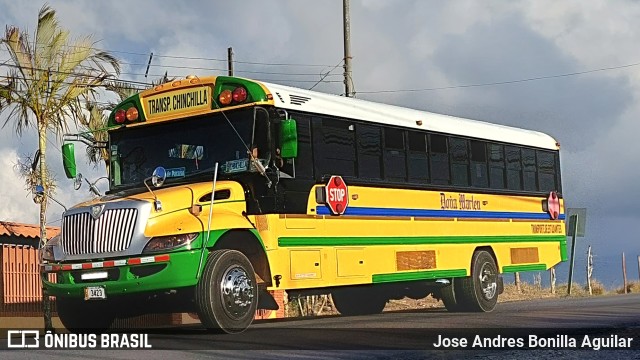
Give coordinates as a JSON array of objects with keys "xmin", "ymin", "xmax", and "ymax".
[{"xmin": 63, "ymin": 134, "xmax": 107, "ymax": 148}]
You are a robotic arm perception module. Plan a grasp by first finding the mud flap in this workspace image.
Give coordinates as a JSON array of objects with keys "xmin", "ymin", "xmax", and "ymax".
[{"xmin": 257, "ymin": 287, "xmax": 279, "ymax": 310}]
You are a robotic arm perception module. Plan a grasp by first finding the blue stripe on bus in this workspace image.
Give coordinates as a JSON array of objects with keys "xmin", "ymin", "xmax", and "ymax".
[{"xmin": 315, "ymin": 206, "xmax": 566, "ymax": 220}]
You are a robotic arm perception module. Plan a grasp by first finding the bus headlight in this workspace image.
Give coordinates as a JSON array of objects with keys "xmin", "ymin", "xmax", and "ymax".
[
  {"xmin": 143, "ymin": 233, "xmax": 198, "ymax": 253},
  {"xmin": 41, "ymin": 236, "xmax": 60, "ymax": 262}
]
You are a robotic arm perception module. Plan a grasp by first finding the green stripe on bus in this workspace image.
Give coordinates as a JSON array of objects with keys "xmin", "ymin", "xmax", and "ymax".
[
  {"xmin": 560, "ymin": 239, "xmax": 568, "ymax": 262},
  {"xmin": 278, "ymin": 235, "xmax": 565, "ymax": 247},
  {"xmin": 502, "ymin": 264, "xmax": 547, "ymax": 273},
  {"xmin": 373, "ymin": 269, "xmax": 467, "ymax": 283}
]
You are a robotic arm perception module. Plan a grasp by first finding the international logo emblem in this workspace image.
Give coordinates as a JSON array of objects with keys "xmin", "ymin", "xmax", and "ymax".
[{"xmin": 90, "ymin": 204, "xmax": 105, "ymax": 220}]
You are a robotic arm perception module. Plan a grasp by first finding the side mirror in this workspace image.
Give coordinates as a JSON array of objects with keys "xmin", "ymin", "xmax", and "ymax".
[
  {"xmin": 61, "ymin": 143, "xmax": 77, "ymax": 179},
  {"xmin": 279, "ymin": 119, "xmax": 298, "ymax": 159},
  {"xmin": 151, "ymin": 167, "xmax": 166, "ymax": 188}
]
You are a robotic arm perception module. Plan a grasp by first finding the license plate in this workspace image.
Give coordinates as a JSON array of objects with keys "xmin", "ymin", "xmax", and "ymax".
[{"xmin": 84, "ymin": 286, "xmax": 106, "ymax": 300}]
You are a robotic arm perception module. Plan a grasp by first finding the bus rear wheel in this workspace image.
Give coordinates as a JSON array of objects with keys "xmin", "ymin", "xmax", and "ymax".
[
  {"xmin": 439, "ymin": 278, "xmax": 465, "ymax": 312},
  {"xmin": 331, "ymin": 286, "xmax": 387, "ymax": 316},
  {"xmin": 195, "ymin": 249, "xmax": 258, "ymax": 334},
  {"xmin": 456, "ymin": 250, "xmax": 499, "ymax": 312}
]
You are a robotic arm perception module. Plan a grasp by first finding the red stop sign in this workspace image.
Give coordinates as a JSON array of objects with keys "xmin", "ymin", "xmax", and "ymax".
[{"xmin": 325, "ymin": 175, "xmax": 349, "ymax": 215}]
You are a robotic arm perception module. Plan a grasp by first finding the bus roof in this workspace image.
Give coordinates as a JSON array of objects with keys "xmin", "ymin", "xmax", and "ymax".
[{"xmin": 259, "ymin": 81, "xmax": 559, "ymax": 150}]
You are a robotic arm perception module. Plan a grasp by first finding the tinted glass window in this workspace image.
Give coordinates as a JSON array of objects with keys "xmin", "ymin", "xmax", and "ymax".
[
  {"xmin": 384, "ymin": 128, "xmax": 404, "ymax": 149},
  {"xmin": 408, "ymin": 132, "xmax": 427, "ymax": 152},
  {"xmin": 312, "ymin": 117, "xmax": 356, "ymax": 178},
  {"xmin": 537, "ymin": 150, "xmax": 556, "ymax": 192},
  {"xmin": 383, "ymin": 128, "xmax": 406, "ymax": 181},
  {"xmin": 407, "ymin": 132, "xmax": 428, "ymax": 183},
  {"xmin": 356, "ymin": 125, "xmax": 382, "ymax": 179},
  {"xmin": 522, "ymin": 148, "xmax": 537, "ymax": 191},
  {"xmin": 470, "ymin": 141, "xmax": 488, "ymax": 188},
  {"xmin": 505, "ymin": 146, "xmax": 522, "ymax": 190},
  {"xmin": 429, "ymin": 134, "xmax": 449, "ymax": 184},
  {"xmin": 450, "ymin": 138, "xmax": 469, "ymax": 186},
  {"xmin": 488, "ymin": 144, "xmax": 505, "ymax": 189},
  {"xmin": 288, "ymin": 115, "xmax": 313, "ymax": 179}
]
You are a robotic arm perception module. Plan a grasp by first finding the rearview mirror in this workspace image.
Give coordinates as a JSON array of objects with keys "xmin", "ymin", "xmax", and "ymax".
[
  {"xmin": 61, "ymin": 143, "xmax": 77, "ymax": 179},
  {"xmin": 279, "ymin": 119, "xmax": 298, "ymax": 159},
  {"xmin": 151, "ymin": 167, "xmax": 166, "ymax": 188}
]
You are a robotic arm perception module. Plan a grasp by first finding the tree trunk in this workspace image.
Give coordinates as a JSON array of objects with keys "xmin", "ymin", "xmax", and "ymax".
[{"xmin": 38, "ymin": 125, "xmax": 53, "ymax": 331}]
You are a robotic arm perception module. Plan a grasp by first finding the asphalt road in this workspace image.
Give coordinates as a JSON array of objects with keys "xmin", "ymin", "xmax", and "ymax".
[{"xmin": 2, "ymin": 293, "xmax": 640, "ymax": 359}]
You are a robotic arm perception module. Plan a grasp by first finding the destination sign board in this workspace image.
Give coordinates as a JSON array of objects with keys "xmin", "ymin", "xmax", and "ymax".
[{"xmin": 143, "ymin": 86, "xmax": 211, "ymax": 119}]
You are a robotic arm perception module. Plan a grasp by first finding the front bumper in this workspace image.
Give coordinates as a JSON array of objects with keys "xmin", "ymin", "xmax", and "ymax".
[{"xmin": 43, "ymin": 250, "xmax": 202, "ymax": 298}]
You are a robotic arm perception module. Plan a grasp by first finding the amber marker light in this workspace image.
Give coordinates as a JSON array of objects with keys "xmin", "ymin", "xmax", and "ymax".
[
  {"xmin": 126, "ymin": 107, "xmax": 139, "ymax": 121},
  {"xmin": 219, "ymin": 89, "xmax": 233, "ymax": 105}
]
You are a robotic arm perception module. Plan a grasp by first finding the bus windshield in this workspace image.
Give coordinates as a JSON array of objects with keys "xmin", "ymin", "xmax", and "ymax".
[{"xmin": 109, "ymin": 108, "xmax": 267, "ymax": 191}]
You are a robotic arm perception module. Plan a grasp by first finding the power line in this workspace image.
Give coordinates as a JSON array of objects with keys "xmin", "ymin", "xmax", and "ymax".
[
  {"xmin": 0, "ymin": 62, "xmax": 153, "ymax": 87},
  {"xmin": 309, "ymin": 60, "xmax": 344, "ymax": 90},
  {"xmin": 0, "ymin": 43, "xmax": 336, "ymax": 68},
  {"xmin": 357, "ymin": 61, "xmax": 640, "ymax": 94}
]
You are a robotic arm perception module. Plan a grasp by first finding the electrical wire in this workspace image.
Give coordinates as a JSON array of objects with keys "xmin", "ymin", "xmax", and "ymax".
[{"xmin": 357, "ymin": 61, "xmax": 640, "ymax": 94}]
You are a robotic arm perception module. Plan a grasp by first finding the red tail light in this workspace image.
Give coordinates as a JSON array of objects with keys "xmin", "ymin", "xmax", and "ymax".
[
  {"xmin": 115, "ymin": 109, "xmax": 126, "ymax": 124},
  {"xmin": 232, "ymin": 87, "xmax": 247, "ymax": 103}
]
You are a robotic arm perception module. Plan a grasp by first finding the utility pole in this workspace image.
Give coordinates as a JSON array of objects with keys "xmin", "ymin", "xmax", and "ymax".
[
  {"xmin": 227, "ymin": 47, "xmax": 234, "ymax": 76},
  {"xmin": 343, "ymin": 0, "xmax": 353, "ymax": 97}
]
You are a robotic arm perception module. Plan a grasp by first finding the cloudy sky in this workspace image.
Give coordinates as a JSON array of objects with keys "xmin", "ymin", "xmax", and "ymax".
[{"xmin": 1, "ymin": 1, "xmax": 639, "ymax": 267}]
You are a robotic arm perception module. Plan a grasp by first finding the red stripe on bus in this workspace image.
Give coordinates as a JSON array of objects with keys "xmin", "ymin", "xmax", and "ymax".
[{"xmin": 155, "ymin": 254, "xmax": 170, "ymax": 262}]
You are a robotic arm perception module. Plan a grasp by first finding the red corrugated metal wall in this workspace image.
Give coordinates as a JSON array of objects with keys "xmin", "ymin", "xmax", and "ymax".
[
  {"xmin": 1, "ymin": 245, "xmax": 286, "ymax": 325},
  {"xmin": 0, "ymin": 245, "xmax": 54, "ymax": 316}
]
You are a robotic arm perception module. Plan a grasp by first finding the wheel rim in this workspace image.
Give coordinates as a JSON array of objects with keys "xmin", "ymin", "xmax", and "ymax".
[
  {"xmin": 479, "ymin": 262, "xmax": 497, "ymax": 300},
  {"xmin": 219, "ymin": 265, "xmax": 254, "ymax": 320}
]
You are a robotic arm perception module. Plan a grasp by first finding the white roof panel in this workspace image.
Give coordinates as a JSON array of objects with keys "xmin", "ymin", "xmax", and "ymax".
[{"xmin": 261, "ymin": 82, "xmax": 559, "ymax": 150}]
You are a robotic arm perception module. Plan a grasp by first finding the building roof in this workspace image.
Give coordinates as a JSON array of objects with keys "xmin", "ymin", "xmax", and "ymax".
[{"xmin": 0, "ymin": 221, "xmax": 60, "ymax": 240}]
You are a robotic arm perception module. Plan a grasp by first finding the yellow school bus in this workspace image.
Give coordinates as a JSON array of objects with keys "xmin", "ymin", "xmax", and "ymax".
[{"xmin": 42, "ymin": 75, "xmax": 565, "ymax": 333}]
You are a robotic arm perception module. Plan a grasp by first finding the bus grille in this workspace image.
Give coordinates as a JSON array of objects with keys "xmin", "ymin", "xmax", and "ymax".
[{"xmin": 61, "ymin": 208, "xmax": 138, "ymax": 255}]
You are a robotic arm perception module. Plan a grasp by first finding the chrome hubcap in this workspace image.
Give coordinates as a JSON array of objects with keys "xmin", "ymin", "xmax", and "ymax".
[
  {"xmin": 220, "ymin": 266, "xmax": 254, "ymax": 319},
  {"xmin": 479, "ymin": 262, "xmax": 497, "ymax": 300}
]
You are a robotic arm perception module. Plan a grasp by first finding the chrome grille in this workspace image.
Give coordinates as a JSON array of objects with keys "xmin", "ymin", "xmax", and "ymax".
[{"xmin": 61, "ymin": 208, "xmax": 138, "ymax": 255}]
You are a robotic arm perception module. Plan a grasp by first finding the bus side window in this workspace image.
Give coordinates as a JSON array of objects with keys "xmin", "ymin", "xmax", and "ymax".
[
  {"xmin": 470, "ymin": 140, "xmax": 488, "ymax": 188},
  {"xmin": 450, "ymin": 137, "xmax": 469, "ymax": 187},
  {"xmin": 407, "ymin": 131, "xmax": 429, "ymax": 184},
  {"xmin": 430, "ymin": 134, "xmax": 450, "ymax": 185},
  {"xmin": 505, "ymin": 146, "xmax": 522, "ymax": 190},
  {"xmin": 489, "ymin": 144, "xmax": 505, "ymax": 189}
]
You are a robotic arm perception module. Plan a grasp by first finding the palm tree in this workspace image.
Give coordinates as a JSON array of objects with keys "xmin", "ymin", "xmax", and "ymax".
[
  {"xmin": 80, "ymin": 73, "xmax": 172, "ymax": 170},
  {"xmin": 0, "ymin": 4, "xmax": 120, "ymax": 330}
]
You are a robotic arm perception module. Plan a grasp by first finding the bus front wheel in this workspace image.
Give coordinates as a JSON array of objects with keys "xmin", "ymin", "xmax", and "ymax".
[
  {"xmin": 456, "ymin": 250, "xmax": 499, "ymax": 312},
  {"xmin": 331, "ymin": 286, "xmax": 387, "ymax": 316},
  {"xmin": 195, "ymin": 249, "xmax": 258, "ymax": 333}
]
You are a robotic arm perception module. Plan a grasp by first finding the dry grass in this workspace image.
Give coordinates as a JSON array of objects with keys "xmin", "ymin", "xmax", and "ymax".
[
  {"xmin": 284, "ymin": 278, "xmax": 624, "ymax": 318},
  {"xmin": 616, "ymin": 281, "xmax": 640, "ymax": 294}
]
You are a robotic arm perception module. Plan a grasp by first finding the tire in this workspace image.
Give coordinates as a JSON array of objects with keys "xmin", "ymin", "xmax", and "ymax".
[
  {"xmin": 456, "ymin": 250, "xmax": 499, "ymax": 312},
  {"xmin": 57, "ymin": 298, "xmax": 114, "ymax": 333},
  {"xmin": 195, "ymin": 249, "xmax": 258, "ymax": 334},
  {"xmin": 331, "ymin": 286, "xmax": 387, "ymax": 316},
  {"xmin": 439, "ymin": 278, "xmax": 465, "ymax": 312}
]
